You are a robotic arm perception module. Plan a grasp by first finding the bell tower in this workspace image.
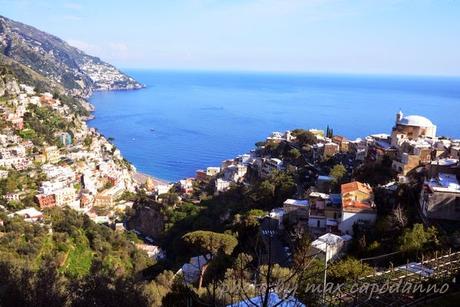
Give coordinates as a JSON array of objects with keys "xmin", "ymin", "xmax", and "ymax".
[{"xmin": 396, "ymin": 110, "xmax": 403, "ymax": 124}]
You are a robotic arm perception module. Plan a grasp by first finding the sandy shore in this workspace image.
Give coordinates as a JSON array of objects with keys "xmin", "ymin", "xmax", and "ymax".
[{"xmin": 133, "ymin": 172, "xmax": 170, "ymax": 186}]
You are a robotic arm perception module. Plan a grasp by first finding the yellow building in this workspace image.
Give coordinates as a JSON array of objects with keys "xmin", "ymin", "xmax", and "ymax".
[
  {"xmin": 44, "ymin": 146, "xmax": 60, "ymax": 164},
  {"xmin": 332, "ymin": 135, "xmax": 350, "ymax": 153},
  {"xmin": 392, "ymin": 154, "xmax": 421, "ymax": 176}
]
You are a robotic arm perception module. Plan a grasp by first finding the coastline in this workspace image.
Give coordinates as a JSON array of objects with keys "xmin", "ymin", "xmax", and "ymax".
[
  {"xmin": 84, "ymin": 87, "xmax": 171, "ymax": 186},
  {"xmin": 85, "ymin": 72, "xmax": 460, "ymax": 185},
  {"xmin": 132, "ymin": 172, "xmax": 170, "ymax": 186}
]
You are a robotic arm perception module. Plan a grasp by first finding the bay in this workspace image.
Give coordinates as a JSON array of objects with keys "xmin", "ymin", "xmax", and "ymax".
[{"xmin": 89, "ymin": 70, "xmax": 460, "ymax": 181}]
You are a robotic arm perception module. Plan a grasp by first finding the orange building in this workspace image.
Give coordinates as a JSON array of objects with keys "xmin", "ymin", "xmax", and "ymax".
[
  {"xmin": 341, "ymin": 181, "xmax": 374, "ymax": 210},
  {"xmin": 339, "ymin": 181, "xmax": 376, "ymax": 234},
  {"xmin": 35, "ymin": 194, "xmax": 56, "ymax": 209},
  {"xmin": 332, "ymin": 135, "xmax": 350, "ymax": 153},
  {"xmin": 323, "ymin": 142, "xmax": 339, "ymax": 159}
]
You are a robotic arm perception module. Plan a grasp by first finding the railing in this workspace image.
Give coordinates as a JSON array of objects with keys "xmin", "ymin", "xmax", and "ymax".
[{"xmin": 324, "ymin": 250, "xmax": 460, "ymax": 306}]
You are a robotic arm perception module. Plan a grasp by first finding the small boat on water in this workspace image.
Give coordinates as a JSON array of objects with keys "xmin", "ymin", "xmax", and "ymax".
[{"xmin": 150, "ymin": 128, "xmax": 155, "ymax": 132}]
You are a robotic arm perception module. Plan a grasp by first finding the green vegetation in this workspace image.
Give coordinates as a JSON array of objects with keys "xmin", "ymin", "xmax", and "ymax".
[
  {"xmin": 353, "ymin": 155, "xmax": 396, "ymax": 186},
  {"xmin": 250, "ymin": 170, "xmax": 297, "ymax": 209},
  {"xmin": 1, "ymin": 26, "xmax": 453, "ymax": 305},
  {"xmin": 83, "ymin": 135, "xmax": 93, "ymax": 148},
  {"xmin": 326, "ymin": 125, "xmax": 334, "ymax": 138},
  {"xmin": 0, "ymin": 207, "xmax": 153, "ymax": 306},
  {"xmin": 162, "ymin": 202, "xmax": 202, "ymax": 231},
  {"xmin": 0, "ymin": 56, "xmax": 55, "ymax": 94},
  {"xmin": 329, "ymin": 163, "xmax": 347, "ymax": 184},
  {"xmin": 53, "ymin": 92, "xmax": 90, "ymax": 116},
  {"xmin": 183, "ymin": 230, "xmax": 238, "ymax": 288},
  {"xmin": 292, "ymin": 129, "xmax": 317, "ymax": 146},
  {"xmin": 23, "ymin": 104, "xmax": 73, "ymax": 146},
  {"xmin": 158, "ymin": 192, "xmax": 180, "ymax": 206},
  {"xmin": 328, "ymin": 258, "xmax": 374, "ymax": 283},
  {"xmin": 18, "ymin": 128, "xmax": 37, "ymax": 140},
  {"xmin": 139, "ymin": 270, "xmax": 176, "ymax": 306},
  {"xmin": 60, "ymin": 231, "xmax": 94, "ymax": 278},
  {"xmin": 399, "ymin": 223, "xmax": 438, "ymax": 254},
  {"xmin": 183, "ymin": 230, "xmax": 238, "ymax": 257},
  {"xmin": 0, "ymin": 169, "xmax": 45, "ymax": 208},
  {"xmin": 288, "ymin": 147, "xmax": 301, "ymax": 160},
  {"xmin": 0, "ymin": 61, "xmax": 89, "ymax": 116}
]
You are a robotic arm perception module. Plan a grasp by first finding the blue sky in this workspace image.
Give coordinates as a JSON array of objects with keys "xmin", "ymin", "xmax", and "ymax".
[{"xmin": 1, "ymin": 0, "xmax": 459, "ymax": 75}]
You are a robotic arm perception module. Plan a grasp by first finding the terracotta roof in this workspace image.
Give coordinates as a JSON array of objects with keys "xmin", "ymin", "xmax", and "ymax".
[
  {"xmin": 341, "ymin": 181, "xmax": 372, "ymax": 195},
  {"xmin": 341, "ymin": 181, "xmax": 375, "ymax": 212},
  {"xmin": 333, "ymin": 135, "xmax": 348, "ymax": 142},
  {"xmin": 342, "ymin": 199, "xmax": 374, "ymax": 211}
]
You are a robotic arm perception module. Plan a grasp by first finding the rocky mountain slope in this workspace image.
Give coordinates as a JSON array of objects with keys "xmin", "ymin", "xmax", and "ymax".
[{"xmin": 0, "ymin": 15, "xmax": 143, "ymax": 96}]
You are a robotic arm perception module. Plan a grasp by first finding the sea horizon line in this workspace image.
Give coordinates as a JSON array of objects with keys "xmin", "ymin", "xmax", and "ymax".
[{"xmin": 118, "ymin": 67, "xmax": 460, "ymax": 80}]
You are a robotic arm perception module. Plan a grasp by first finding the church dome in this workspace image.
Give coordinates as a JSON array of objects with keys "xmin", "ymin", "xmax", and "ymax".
[{"xmin": 398, "ymin": 115, "xmax": 434, "ymax": 127}]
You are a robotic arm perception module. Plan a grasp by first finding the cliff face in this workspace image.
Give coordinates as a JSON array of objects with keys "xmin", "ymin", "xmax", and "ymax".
[
  {"xmin": 0, "ymin": 15, "xmax": 143, "ymax": 94},
  {"xmin": 0, "ymin": 66, "xmax": 19, "ymax": 96},
  {"xmin": 128, "ymin": 203, "xmax": 165, "ymax": 240},
  {"xmin": 0, "ymin": 70, "xmax": 5, "ymax": 96}
]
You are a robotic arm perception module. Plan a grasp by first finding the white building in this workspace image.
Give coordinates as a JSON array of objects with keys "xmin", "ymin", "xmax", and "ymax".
[
  {"xmin": 311, "ymin": 233, "xmax": 351, "ymax": 262},
  {"xmin": 215, "ymin": 178, "xmax": 231, "ymax": 194},
  {"xmin": 283, "ymin": 199, "xmax": 309, "ymax": 225},
  {"xmin": 206, "ymin": 167, "xmax": 221, "ymax": 177},
  {"xmin": 261, "ymin": 158, "xmax": 283, "ymax": 178},
  {"xmin": 269, "ymin": 207, "xmax": 286, "ymax": 229},
  {"xmin": 9, "ymin": 207, "xmax": 43, "ymax": 223},
  {"xmin": 391, "ymin": 111, "xmax": 437, "ymax": 146},
  {"xmin": 339, "ymin": 182, "xmax": 377, "ymax": 235},
  {"xmin": 54, "ymin": 187, "xmax": 77, "ymax": 207},
  {"xmin": 224, "ymin": 164, "xmax": 248, "ymax": 182},
  {"xmin": 155, "ymin": 184, "xmax": 172, "ymax": 196}
]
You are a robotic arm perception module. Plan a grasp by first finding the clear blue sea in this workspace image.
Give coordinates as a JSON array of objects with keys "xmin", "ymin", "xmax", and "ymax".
[{"xmin": 89, "ymin": 70, "xmax": 460, "ymax": 181}]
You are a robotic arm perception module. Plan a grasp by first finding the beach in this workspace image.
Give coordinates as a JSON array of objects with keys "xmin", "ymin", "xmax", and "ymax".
[{"xmin": 132, "ymin": 172, "xmax": 170, "ymax": 186}]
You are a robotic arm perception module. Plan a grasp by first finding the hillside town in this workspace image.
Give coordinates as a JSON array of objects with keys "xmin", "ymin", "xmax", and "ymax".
[
  {"xmin": 2, "ymin": 74, "xmax": 460, "ymax": 305},
  {"xmin": 0, "ymin": 76, "xmax": 142, "ymax": 226},
  {"xmin": 0, "ymin": 15, "xmax": 143, "ymax": 98},
  {"xmin": 151, "ymin": 109, "xmax": 460, "ymax": 301},
  {"xmin": 79, "ymin": 58, "xmax": 144, "ymax": 91},
  {"xmin": 1, "ymin": 2, "xmax": 460, "ymax": 304},
  {"xmin": 171, "ymin": 110, "xmax": 460, "ymax": 241},
  {"xmin": 0, "ymin": 68, "xmax": 460, "ymax": 304}
]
